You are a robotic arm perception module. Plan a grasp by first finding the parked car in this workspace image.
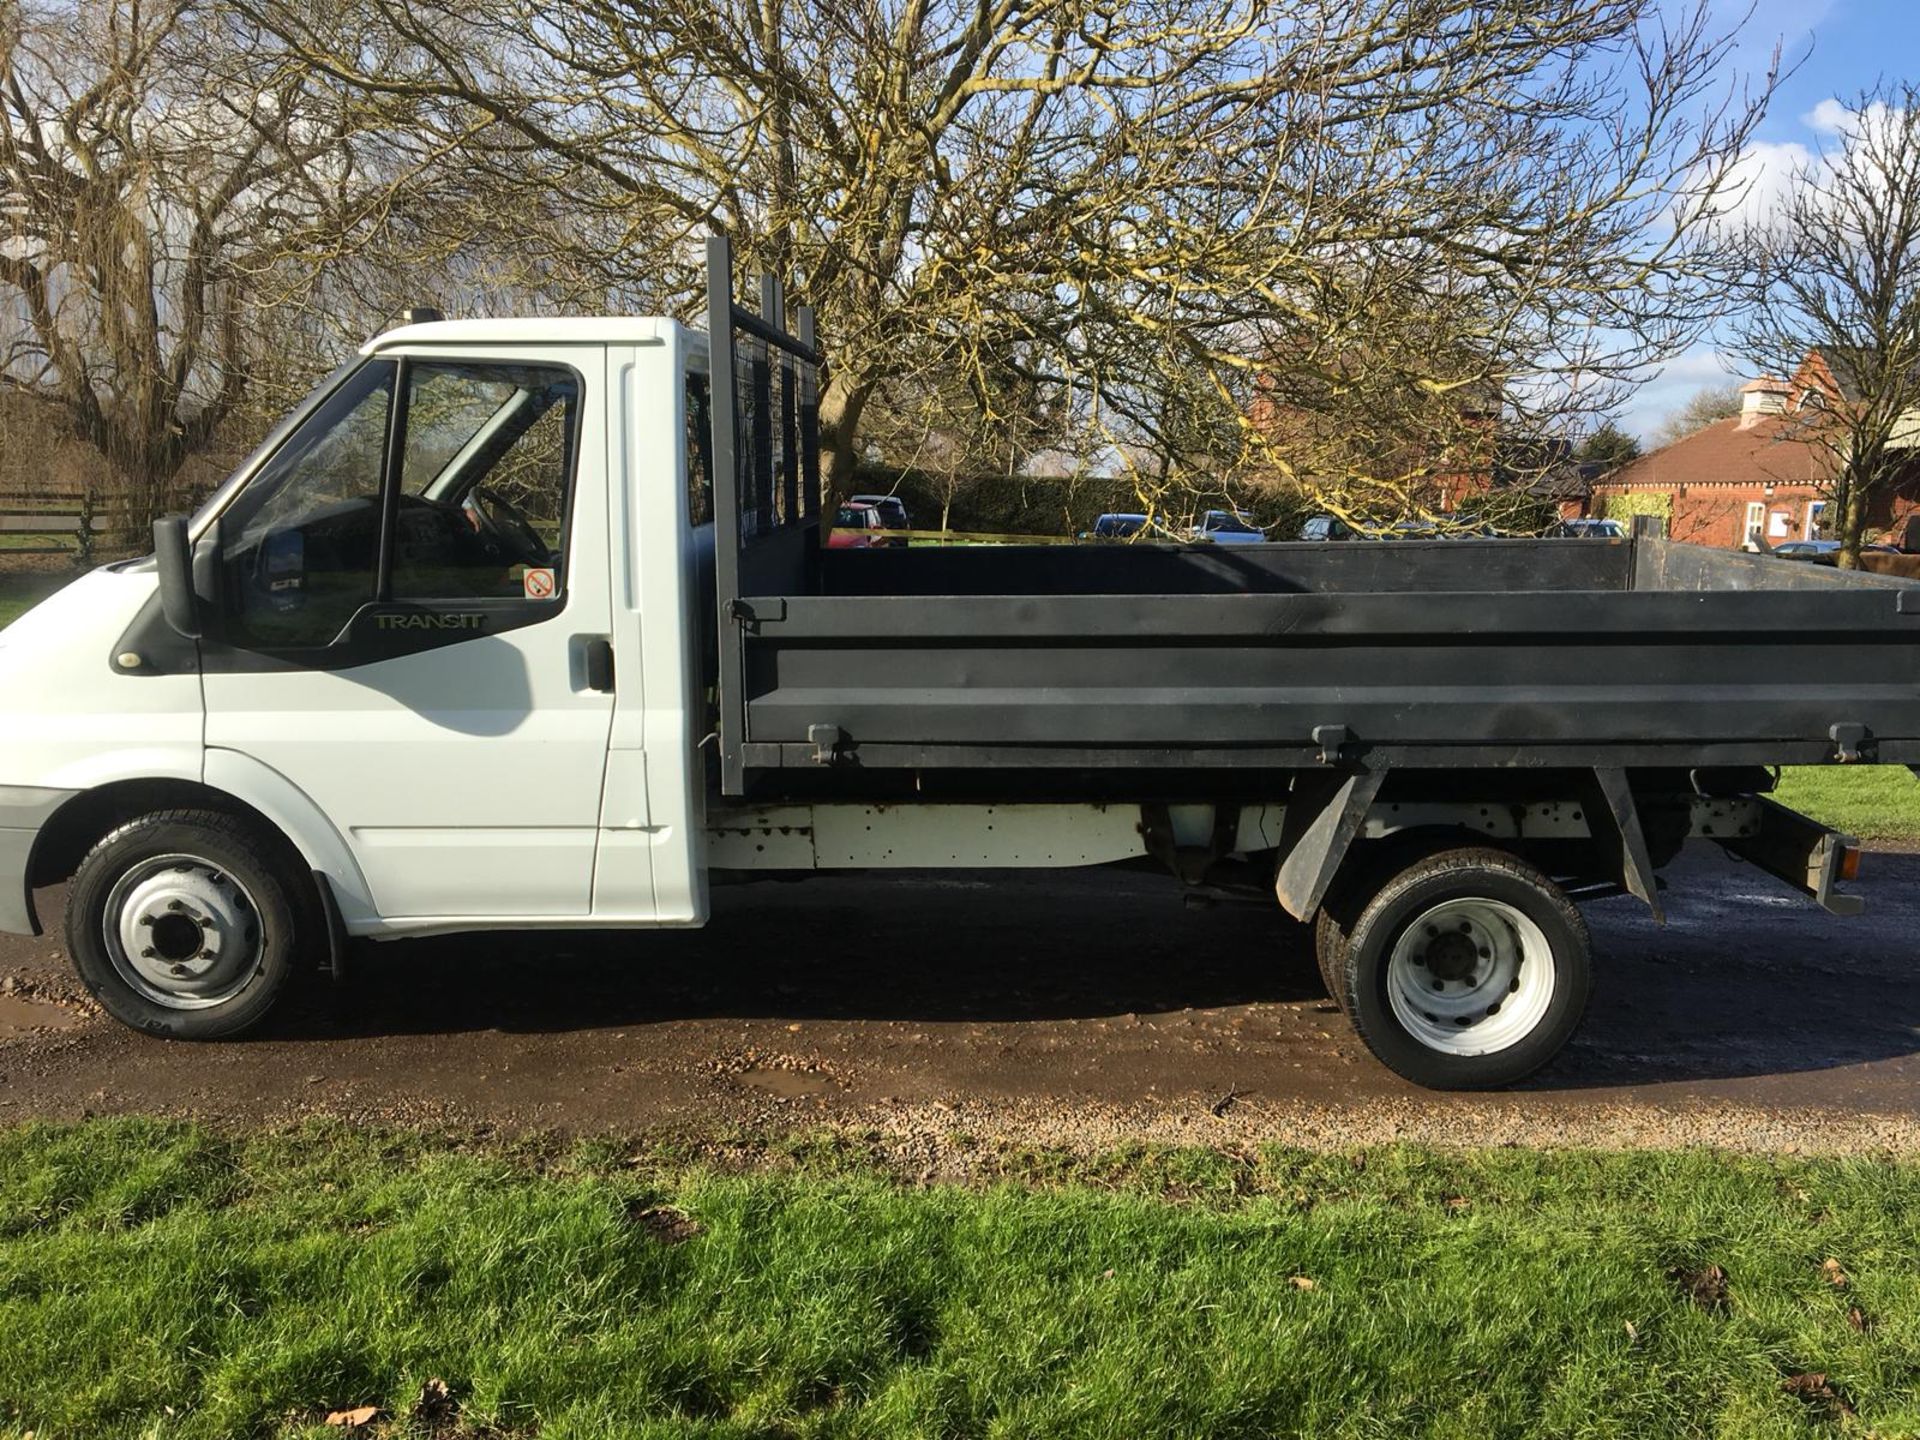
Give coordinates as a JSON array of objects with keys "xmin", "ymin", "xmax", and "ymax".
[
  {"xmin": 1547, "ymin": 519, "xmax": 1626, "ymax": 539},
  {"xmin": 848, "ymin": 494, "xmax": 911, "ymax": 542},
  {"xmin": 1299, "ymin": 515, "xmax": 1357, "ymax": 542},
  {"xmin": 1189, "ymin": 509, "xmax": 1265, "ymax": 544},
  {"xmin": 1085, "ymin": 512, "xmax": 1148, "ymax": 541},
  {"xmin": 1772, "ymin": 539, "xmax": 1900, "ymax": 566},
  {"xmin": 826, "ymin": 501, "xmax": 887, "ymax": 549},
  {"xmin": 1382, "ymin": 519, "xmax": 1440, "ymax": 540}
]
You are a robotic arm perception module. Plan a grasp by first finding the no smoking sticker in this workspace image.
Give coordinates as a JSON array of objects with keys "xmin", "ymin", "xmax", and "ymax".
[{"xmin": 523, "ymin": 567, "xmax": 557, "ymax": 601}]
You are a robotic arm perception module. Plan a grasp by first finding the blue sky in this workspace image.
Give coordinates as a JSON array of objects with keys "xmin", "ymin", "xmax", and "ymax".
[{"xmin": 1620, "ymin": 0, "xmax": 1920, "ymax": 440}]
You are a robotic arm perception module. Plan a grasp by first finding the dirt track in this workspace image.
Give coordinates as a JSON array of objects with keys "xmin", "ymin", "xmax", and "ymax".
[{"xmin": 2, "ymin": 845, "xmax": 1917, "ymax": 1154}]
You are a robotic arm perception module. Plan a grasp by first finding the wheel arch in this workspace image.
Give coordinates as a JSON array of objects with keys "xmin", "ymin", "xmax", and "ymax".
[{"xmin": 27, "ymin": 761, "xmax": 374, "ymax": 931}]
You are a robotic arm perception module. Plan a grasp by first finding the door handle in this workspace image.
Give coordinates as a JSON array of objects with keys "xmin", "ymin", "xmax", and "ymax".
[{"xmin": 583, "ymin": 638, "xmax": 615, "ymax": 693}]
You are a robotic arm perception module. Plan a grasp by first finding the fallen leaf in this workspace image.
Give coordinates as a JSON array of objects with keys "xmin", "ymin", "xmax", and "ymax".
[
  {"xmin": 1289, "ymin": 1275, "xmax": 1316, "ymax": 1291},
  {"xmin": 323, "ymin": 1405, "xmax": 382, "ymax": 1428},
  {"xmin": 1847, "ymin": 1305, "xmax": 1870, "ymax": 1333},
  {"xmin": 1443, "ymin": 1195, "xmax": 1471, "ymax": 1211},
  {"xmin": 1624, "ymin": 1320, "xmax": 1639, "ymax": 1345},
  {"xmin": 1668, "ymin": 1263, "xmax": 1729, "ymax": 1312},
  {"xmin": 1821, "ymin": 1257, "xmax": 1850, "ymax": 1288},
  {"xmin": 1780, "ymin": 1372, "xmax": 1854, "ymax": 1417}
]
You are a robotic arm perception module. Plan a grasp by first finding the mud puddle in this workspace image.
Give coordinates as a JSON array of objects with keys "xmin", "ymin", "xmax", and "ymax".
[{"xmin": 0, "ymin": 994, "xmax": 80, "ymax": 1036}]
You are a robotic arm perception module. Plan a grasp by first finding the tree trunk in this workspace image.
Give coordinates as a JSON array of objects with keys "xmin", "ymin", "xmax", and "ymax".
[
  {"xmin": 109, "ymin": 463, "xmax": 174, "ymax": 550},
  {"xmin": 818, "ymin": 372, "xmax": 872, "ymax": 504},
  {"xmin": 1836, "ymin": 484, "xmax": 1869, "ymax": 570}
]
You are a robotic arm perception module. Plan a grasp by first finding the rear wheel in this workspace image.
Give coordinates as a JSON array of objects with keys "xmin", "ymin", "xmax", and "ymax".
[
  {"xmin": 1329, "ymin": 847, "xmax": 1591, "ymax": 1089},
  {"xmin": 65, "ymin": 809, "xmax": 307, "ymax": 1039},
  {"xmin": 1313, "ymin": 907, "xmax": 1351, "ymax": 1010}
]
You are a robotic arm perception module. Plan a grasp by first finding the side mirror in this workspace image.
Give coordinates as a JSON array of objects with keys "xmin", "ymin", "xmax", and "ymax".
[{"xmin": 154, "ymin": 516, "xmax": 201, "ymax": 639}]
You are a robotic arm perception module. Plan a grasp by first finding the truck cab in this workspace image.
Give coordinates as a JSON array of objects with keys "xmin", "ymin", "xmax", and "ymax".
[{"xmin": 0, "ymin": 316, "xmax": 718, "ymax": 1021}]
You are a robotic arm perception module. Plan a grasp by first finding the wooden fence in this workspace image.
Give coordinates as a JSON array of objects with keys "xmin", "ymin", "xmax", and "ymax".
[{"xmin": 0, "ymin": 490, "xmax": 105, "ymax": 560}]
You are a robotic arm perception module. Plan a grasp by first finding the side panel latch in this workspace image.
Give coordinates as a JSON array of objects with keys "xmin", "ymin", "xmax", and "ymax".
[
  {"xmin": 807, "ymin": 724, "xmax": 845, "ymax": 765},
  {"xmin": 1311, "ymin": 724, "xmax": 1349, "ymax": 766},
  {"xmin": 1829, "ymin": 723, "xmax": 1872, "ymax": 764}
]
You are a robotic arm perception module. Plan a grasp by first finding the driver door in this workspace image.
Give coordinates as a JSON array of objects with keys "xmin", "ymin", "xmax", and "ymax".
[{"xmin": 201, "ymin": 346, "xmax": 619, "ymax": 921}]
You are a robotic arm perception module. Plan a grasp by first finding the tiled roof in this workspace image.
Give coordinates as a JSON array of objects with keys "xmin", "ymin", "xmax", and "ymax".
[
  {"xmin": 1523, "ymin": 462, "xmax": 1591, "ymax": 499},
  {"xmin": 1593, "ymin": 415, "xmax": 1825, "ymax": 491}
]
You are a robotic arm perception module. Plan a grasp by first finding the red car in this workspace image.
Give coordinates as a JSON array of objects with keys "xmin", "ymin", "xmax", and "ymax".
[{"xmin": 827, "ymin": 501, "xmax": 886, "ymax": 548}]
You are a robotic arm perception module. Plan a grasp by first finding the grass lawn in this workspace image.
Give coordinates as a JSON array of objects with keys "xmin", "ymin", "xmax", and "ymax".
[
  {"xmin": 1775, "ymin": 765, "xmax": 1920, "ymax": 843},
  {"xmin": 1, "ymin": 1122, "xmax": 1916, "ymax": 1439}
]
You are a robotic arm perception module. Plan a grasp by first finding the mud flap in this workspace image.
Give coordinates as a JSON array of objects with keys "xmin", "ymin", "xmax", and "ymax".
[
  {"xmin": 1274, "ymin": 768, "xmax": 1386, "ymax": 921},
  {"xmin": 1594, "ymin": 767, "xmax": 1665, "ymax": 924},
  {"xmin": 314, "ymin": 870, "xmax": 352, "ymax": 982}
]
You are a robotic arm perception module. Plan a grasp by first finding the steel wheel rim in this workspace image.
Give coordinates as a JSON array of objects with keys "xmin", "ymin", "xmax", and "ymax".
[
  {"xmin": 1385, "ymin": 897, "xmax": 1555, "ymax": 1056},
  {"xmin": 101, "ymin": 854, "xmax": 265, "ymax": 1010}
]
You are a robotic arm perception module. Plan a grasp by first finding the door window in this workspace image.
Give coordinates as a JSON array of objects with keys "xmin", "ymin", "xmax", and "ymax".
[
  {"xmin": 220, "ymin": 361, "xmax": 395, "ymax": 649},
  {"xmin": 390, "ymin": 362, "xmax": 578, "ymax": 602},
  {"xmin": 214, "ymin": 357, "xmax": 580, "ymax": 655}
]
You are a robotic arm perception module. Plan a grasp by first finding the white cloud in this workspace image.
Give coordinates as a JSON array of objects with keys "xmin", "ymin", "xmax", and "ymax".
[
  {"xmin": 1698, "ymin": 96, "xmax": 1910, "ymax": 236},
  {"xmin": 1803, "ymin": 97, "xmax": 1853, "ymax": 134},
  {"xmin": 1701, "ymin": 138, "xmax": 1817, "ymax": 229}
]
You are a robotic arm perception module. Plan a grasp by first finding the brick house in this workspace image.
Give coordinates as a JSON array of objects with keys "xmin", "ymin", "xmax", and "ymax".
[{"xmin": 1591, "ymin": 353, "xmax": 1920, "ymax": 549}]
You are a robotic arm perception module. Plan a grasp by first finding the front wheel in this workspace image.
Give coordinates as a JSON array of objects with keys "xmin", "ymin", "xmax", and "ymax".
[
  {"xmin": 1329, "ymin": 847, "xmax": 1591, "ymax": 1089},
  {"xmin": 65, "ymin": 809, "xmax": 307, "ymax": 1039}
]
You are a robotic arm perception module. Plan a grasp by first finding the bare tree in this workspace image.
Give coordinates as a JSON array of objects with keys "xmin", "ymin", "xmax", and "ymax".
[
  {"xmin": 244, "ymin": 0, "xmax": 1771, "ymax": 510},
  {"xmin": 0, "ymin": 0, "xmax": 468, "ymax": 539},
  {"xmin": 1728, "ymin": 80, "xmax": 1920, "ymax": 568},
  {"xmin": 1653, "ymin": 382, "xmax": 1742, "ymax": 446}
]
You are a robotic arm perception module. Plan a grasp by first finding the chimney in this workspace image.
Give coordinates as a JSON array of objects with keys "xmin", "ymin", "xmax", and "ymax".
[{"xmin": 1740, "ymin": 377, "xmax": 1791, "ymax": 427}]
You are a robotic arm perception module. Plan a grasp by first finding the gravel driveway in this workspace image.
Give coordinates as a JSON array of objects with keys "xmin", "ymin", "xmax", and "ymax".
[{"xmin": 2, "ymin": 844, "xmax": 1916, "ymax": 1154}]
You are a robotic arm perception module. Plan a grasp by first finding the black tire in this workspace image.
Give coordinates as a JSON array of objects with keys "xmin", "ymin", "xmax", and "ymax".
[
  {"xmin": 64, "ymin": 808, "xmax": 309, "ymax": 1039},
  {"xmin": 1333, "ymin": 847, "xmax": 1591, "ymax": 1090},
  {"xmin": 1313, "ymin": 906, "xmax": 1350, "ymax": 1009}
]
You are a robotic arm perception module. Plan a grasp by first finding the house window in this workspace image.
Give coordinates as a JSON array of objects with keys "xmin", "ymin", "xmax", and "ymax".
[
  {"xmin": 1768, "ymin": 509, "xmax": 1791, "ymax": 539},
  {"xmin": 1743, "ymin": 501, "xmax": 1766, "ymax": 544},
  {"xmin": 1806, "ymin": 501, "xmax": 1826, "ymax": 539}
]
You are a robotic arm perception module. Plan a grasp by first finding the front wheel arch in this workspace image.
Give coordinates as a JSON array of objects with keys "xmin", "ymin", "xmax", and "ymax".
[{"xmin": 30, "ymin": 779, "xmax": 299, "ymax": 895}]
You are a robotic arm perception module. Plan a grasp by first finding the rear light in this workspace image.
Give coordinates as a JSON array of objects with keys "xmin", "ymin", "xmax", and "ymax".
[{"xmin": 1840, "ymin": 846, "xmax": 1862, "ymax": 881}]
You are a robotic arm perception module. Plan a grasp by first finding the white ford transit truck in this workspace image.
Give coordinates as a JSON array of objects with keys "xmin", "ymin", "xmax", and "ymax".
[{"xmin": 0, "ymin": 240, "xmax": 1889, "ymax": 1088}]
